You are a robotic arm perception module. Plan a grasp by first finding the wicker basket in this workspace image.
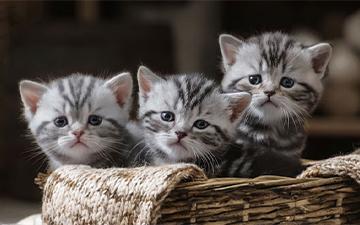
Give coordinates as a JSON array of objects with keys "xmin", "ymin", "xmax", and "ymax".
[
  {"xmin": 159, "ymin": 176, "xmax": 360, "ymax": 225},
  {"xmin": 37, "ymin": 159, "xmax": 360, "ymax": 225}
]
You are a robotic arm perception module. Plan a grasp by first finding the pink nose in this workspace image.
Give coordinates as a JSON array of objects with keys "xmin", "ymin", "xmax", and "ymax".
[
  {"xmin": 175, "ymin": 131, "xmax": 187, "ymax": 141},
  {"xmin": 72, "ymin": 130, "xmax": 84, "ymax": 138},
  {"xmin": 264, "ymin": 90, "xmax": 275, "ymax": 97}
]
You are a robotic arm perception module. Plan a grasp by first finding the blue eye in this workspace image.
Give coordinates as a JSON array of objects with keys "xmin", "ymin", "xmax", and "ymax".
[
  {"xmin": 280, "ymin": 77, "xmax": 295, "ymax": 88},
  {"xmin": 248, "ymin": 74, "xmax": 262, "ymax": 85},
  {"xmin": 88, "ymin": 115, "xmax": 102, "ymax": 126},
  {"xmin": 161, "ymin": 111, "xmax": 175, "ymax": 122},
  {"xmin": 193, "ymin": 120, "xmax": 209, "ymax": 129},
  {"xmin": 54, "ymin": 116, "xmax": 68, "ymax": 127}
]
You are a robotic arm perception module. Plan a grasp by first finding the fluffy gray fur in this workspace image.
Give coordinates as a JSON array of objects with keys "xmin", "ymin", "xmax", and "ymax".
[
  {"xmin": 131, "ymin": 66, "xmax": 251, "ymax": 176},
  {"xmin": 19, "ymin": 73, "xmax": 134, "ymax": 170},
  {"xmin": 219, "ymin": 31, "xmax": 332, "ymax": 177}
]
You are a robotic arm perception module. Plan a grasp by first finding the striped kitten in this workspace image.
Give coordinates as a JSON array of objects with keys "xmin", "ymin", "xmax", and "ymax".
[
  {"xmin": 19, "ymin": 73, "xmax": 134, "ymax": 170},
  {"xmin": 219, "ymin": 32, "xmax": 332, "ymax": 177},
  {"xmin": 133, "ymin": 66, "xmax": 251, "ymax": 176}
]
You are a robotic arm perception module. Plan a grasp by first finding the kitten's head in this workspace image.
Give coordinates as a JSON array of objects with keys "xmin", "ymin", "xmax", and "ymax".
[
  {"xmin": 19, "ymin": 73, "xmax": 133, "ymax": 168},
  {"xmin": 137, "ymin": 66, "xmax": 251, "ymax": 164},
  {"xmin": 219, "ymin": 32, "xmax": 332, "ymax": 125}
]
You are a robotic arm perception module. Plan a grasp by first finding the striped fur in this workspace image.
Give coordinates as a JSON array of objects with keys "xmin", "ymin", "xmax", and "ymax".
[
  {"xmin": 133, "ymin": 66, "xmax": 250, "ymax": 176},
  {"xmin": 219, "ymin": 32, "xmax": 332, "ymax": 177},
  {"xmin": 19, "ymin": 73, "xmax": 134, "ymax": 170},
  {"xmin": 219, "ymin": 143, "xmax": 304, "ymax": 178}
]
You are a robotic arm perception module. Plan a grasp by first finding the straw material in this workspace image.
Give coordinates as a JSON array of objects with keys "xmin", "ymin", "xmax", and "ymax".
[
  {"xmin": 158, "ymin": 176, "xmax": 360, "ymax": 224},
  {"xmin": 37, "ymin": 154, "xmax": 360, "ymax": 225}
]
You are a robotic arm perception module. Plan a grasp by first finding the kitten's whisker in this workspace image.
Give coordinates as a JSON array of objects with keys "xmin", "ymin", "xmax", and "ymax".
[
  {"xmin": 86, "ymin": 136, "xmax": 129, "ymax": 147},
  {"xmin": 135, "ymin": 145, "xmax": 151, "ymax": 165},
  {"xmin": 129, "ymin": 139, "xmax": 146, "ymax": 154},
  {"xmin": 90, "ymin": 141, "xmax": 117, "ymax": 165}
]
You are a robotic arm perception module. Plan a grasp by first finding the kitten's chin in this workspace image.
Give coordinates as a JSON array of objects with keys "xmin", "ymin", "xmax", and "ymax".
[
  {"xmin": 62, "ymin": 145, "xmax": 91, "ymax": 159},
  {"xmin": 155, "ymin": 141, "xmax": 193, "ymax": 162},
  {"xmin": 169, "ymin": 143, "xmax": 187, "ymax": 153},
  {"xmin": 57, "ymin": 140, "xmax": 95, "ymax": 162},
  {"xmin": 69, "ymin": 143, "xmax": 89, "ymax": 151},
  {"xmin": 60, "ymin": 140, "xmax": 90, "ymax": 152},
  {"xmin": 70, "ymin": 142, "xmax": 88, "ymax": 149},
  {"xmin": 252, "ymin": 104, "xmax": 283, "ymax": 124}
]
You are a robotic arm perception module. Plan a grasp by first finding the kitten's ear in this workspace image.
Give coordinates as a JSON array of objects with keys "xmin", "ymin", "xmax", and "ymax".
[
  {"xmin": 19, "ymin": 80, "xmax": 48, "ymax": 114},
  {"xmin": 104, "ymin": 72, "xmax": 133, "ymax": 107},
  {"xmin": 219, "ymin": 34, "xmax": 243, "ymax": 70},
  {"xmin": 306, "ymin": 43, "xmax": 332, "ymax": 77},
  {"xmin": 223, "ymin": 92, "xmax": 251, "ymax": 123},
  {"xmin": 137, "ymin": 66, "xmax": 162, "ymax": 97}
]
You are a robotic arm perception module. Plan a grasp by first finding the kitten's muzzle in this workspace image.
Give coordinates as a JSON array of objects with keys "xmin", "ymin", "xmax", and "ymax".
[
  {"xmin": 260, "ymin": 97, "xmax": 278, "ymax": 108},
  {"xmin": 72, "ymin": 130, "xmax": 84, "ymax": 139},
  {"xmin": 175, "ymin": 131, "xmax": 187, "ymax": 142},
  {"xmin": 264, "ymin": 90, "xmax": 275, "ymax": 97}
]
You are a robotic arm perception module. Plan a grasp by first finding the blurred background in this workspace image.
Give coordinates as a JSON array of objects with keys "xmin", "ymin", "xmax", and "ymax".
[{"xmin": 1, "ymin": 1, "xmax": 360, "ymax": 222}]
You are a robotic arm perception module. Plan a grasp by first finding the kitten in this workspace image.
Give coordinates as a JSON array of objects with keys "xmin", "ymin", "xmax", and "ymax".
[
  {"xmin": 132, "ymin": 66, "xmax": 251, "ymax": 176},
  {"xmin": 19, "ymin": 73, "xmax": 134, "ymax": 170},
  {"xmin": 218, "ymin": 31, "xmax": 332, "ymax": 177}
]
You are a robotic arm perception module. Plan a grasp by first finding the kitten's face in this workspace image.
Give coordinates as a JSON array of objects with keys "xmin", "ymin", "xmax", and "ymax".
[
  {"xmin": 20, "ymin": 73, "xmax": 132, "ymax": 168},
  {"xmin": 220, "ymin": 32, "xmax": 332, "ymax": 125},
  {"xmin": 137, "ymin": 67, "xmax": 250, "ymax": 163}
]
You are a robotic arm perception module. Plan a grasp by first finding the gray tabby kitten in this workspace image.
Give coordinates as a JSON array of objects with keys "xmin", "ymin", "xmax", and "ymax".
[
  {"xmin": 19, "ymin": 73, "xmax": 134, "ymax": 170},
  {"xmin": 219, "ymin": 32, "xmax": 332, "ymax": 177},
  {"xmin": 133, "ymin": 66, "xmax": 251, "ymax": 176}
]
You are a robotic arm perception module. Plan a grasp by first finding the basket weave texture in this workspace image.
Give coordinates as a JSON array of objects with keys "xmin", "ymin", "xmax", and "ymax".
[
  {"xmin": 37, "ymin": 154, "xmax": 360, "ymax": 225},
  {"xmin": 160, "ymin": 176, "xmax": 359, "ymax": 224}
]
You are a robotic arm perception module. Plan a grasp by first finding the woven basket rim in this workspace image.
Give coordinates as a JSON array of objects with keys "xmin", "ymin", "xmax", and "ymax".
[{"xmin": 175, "ymin": 176, "xmax": 352, "ymax": 190}]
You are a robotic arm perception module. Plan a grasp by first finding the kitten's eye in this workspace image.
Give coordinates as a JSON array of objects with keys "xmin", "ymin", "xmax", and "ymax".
[
  {"xmin": 88, "ymin": 115, "xmax": 102, "ymax": 126},
  {"xmin": 280, "ymin": 77, "xmax": 295, "ymax": 88},
  {"xmin": 161, "ymin": 111, "xmax": 175, "ymax": 122},
  {"xmin": 248, "ymin": 74, "xmax": 262, "ymax": 85},
  {"xmin": 54, "ymin": 116, "xmax": 68, "ymax": 127},
  {"xmin": 193, "ymin": 120, "xmax": 209, "ymax": 129}
]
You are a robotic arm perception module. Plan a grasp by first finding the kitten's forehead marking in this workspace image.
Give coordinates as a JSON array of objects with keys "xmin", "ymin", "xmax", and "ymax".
[
  {"xmin": 79, "ymin": 77, "xmax": 97, "ymax": 108},
  {"xmin": 230, "ymin": 33, "xmax": 306, "ymax": 85},
  {"xmin": 153, "ymin": 75, "xmax": 218, "ymax": 114},
  {"xmin": 251, "ymin": 33, "xmax": 300, "ymax": 75},
  {"xmin": 53, "ymin": 75, "xmax": 101, "ymax": 121},
  {"xmin": 142, "ymin": 74, "xmax": 233, "ymax": 130}
]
